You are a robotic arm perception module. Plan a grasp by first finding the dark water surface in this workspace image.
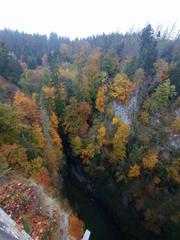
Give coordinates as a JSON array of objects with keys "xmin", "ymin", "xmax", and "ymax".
[{"xmin": 64, "ymin": 175, "xmax": 121, "ymax": 240}]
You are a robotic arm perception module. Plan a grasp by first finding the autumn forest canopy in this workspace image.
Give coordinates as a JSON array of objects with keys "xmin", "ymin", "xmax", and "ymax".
[{"xmin": 0, "ymin": 25, "xmax": 180, "ymax": 239}]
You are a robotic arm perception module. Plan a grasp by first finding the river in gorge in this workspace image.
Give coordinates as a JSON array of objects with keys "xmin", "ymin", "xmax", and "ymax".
[
  {"xmin": 60, "ymin": 129, "xmax": 124, "ymax": 240},
  {"xmin": 64, "ymin": 172, "xmax": 122, "ymax": 240},
  {"xmin": 60, "ymin": 130, "xmax": 164, "ymax": 240}
]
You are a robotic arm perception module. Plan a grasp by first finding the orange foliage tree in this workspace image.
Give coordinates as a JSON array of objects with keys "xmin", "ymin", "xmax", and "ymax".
[
  {"xmin": 33, "ymin": 169, "xmax": 52, "ymax": 188},
  {"xmin": 50, "ymin": 127, "xmax": 62, "ymax": 149},
  {"xmin": 154, "ymin": 59, "xmax": 169, "ymax": 82},
  {"xmin": 50, "ymin": 111, "xmax": 59, "ymax": 128},
  {"xmin": 69, "ymin": 214, "xmax": 84, "ymax": 240},
  {"xmin": 14, "ymin": 91, "xmax": 40, "ymax": 126}
]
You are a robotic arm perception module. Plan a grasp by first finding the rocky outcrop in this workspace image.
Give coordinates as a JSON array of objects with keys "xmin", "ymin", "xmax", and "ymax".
[
  {"xmin": 170, "ymin": 107, "xmax": 180, "ymax": 149},
  {"xmin": 113, "ymin": 95, "xmax": 138, "ymax": 125}
]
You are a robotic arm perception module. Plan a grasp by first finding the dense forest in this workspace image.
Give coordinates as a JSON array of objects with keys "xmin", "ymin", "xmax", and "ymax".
[{"xmin": 0, "ymin": 25, "xmax": 180, "ymax": 240}]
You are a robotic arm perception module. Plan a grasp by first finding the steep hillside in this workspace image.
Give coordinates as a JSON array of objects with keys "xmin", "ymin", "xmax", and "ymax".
[{"xmin": 0, "ymin": 25, "xmax": 180, "ymax": 239}]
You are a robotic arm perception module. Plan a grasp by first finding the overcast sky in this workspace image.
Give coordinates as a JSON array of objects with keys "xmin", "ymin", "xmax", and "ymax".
[{"xmin": 0, "ymin": 0, "xmax": 179, "ymax": 39}]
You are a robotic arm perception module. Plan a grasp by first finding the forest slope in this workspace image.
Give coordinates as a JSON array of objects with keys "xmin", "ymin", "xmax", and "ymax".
[{"xmin": 0, "ymin": 25, "xmax": 180, "ymax": 239}]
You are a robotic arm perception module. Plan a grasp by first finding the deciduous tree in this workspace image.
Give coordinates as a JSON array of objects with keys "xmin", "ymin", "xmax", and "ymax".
[
  {"xmin": 96, "ymin": 86, "xmax": 106, "ymax": 112},
  {"xmin": 142, "ymin": 150, "xmax": 158, "ymax": 170}
]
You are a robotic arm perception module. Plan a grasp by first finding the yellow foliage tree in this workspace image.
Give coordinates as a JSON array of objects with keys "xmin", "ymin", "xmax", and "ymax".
[
  {"xmin": 0, "ymin": 144, "xmax": 31, "ymax": 175},
  {"xmin": 50, "ymin": 111, "xmax": 59, "ymax": 129},
  {"xmin": 49, "ymin": 110, "xmax": 62, "ymax": 150},
  {"xmin": 71, "ymin": 136, "xmax": 82, "ymax": 156},
  {"xmin": 171, "ymin": 117, "xmax": 180, "ymax": 134},
  {"xmin": 95, "ymin": 86, "xmax": 106, "ymax": 112},
  {"xmin": 87, "ymin": 48, "xmax": 101, "ymax": 73},
  {"xmin": 112, "ymin": 117, "xmax": 119, "ymax": 125},
  {"xmin": 44, "ymin": 143, "xmax": 60, "ymax": 178},
  {"xmin": 153, "ymin": 176, "xmax": 161, "ymax": 184},
  {"xmin": 42, "ymin": 86, "xmax": 56, "ymax": 112},
  {"xmin": 30, "ymin": 156, "xmax": 44, "ymax": 175},
  {"xmin": 139, "ymin": 111, "xmax": 149, "ymax": 125},
  {"xmin": 58, "ymin": 65, "xmax": 77, "ymax": 81},
  {"xmin": 60, "ymin": 43, "xmax": 69, "ymax": 60},
  {"xmin": 110, "ymin": 73, "xmax": 133, "ymax": 104},
  {"xmin": 42, "ymin": 86, "xmax": 56, "ymax": 97},
  {"xmin": 97, "ymin": 126, "xmax": 106, "ymax": 147},
  {"xmin": 168, "ymin": 160, "xmax": 180, "ymax": 183},
  {"xmin": 115, "ymin": 169, "xmax": 125, "ymax": 182},
  {"xmin": 33, "ymin": 126, "xmax": 45, "ymax": 149},
  {"xmin": 32, "ymin": 92, "xmax": 38, "ymax": 103},
  {"xmin": 110, "ymin": 122, "xmax": 129, "ymax": 163},
  {"xmin": 81, "ymin": 144, "xmax": 95, "ymax": 165},
  {"xmin": 64, "ymin": 97, "xmax": 81, "ymax": 135},
  {"xmin": 128, "ymin": 164, "xmax": 141, "ymax": 178},
  {"xmin": 142, "ymin": 150, "xmax": 158, "ymax": 170},
  {"xmin": 59, "ymin": 86, "xmax": 66, "ymax": 101}
]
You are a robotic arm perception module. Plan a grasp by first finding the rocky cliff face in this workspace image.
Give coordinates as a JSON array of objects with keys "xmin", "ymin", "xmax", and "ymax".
[
  {"xmin": 113, "ymin": 95, "xmax": 138, "ymax": 126},
  {"xmin": 170, "ymin": 107, "xmax": 180, "ymax": 149}
]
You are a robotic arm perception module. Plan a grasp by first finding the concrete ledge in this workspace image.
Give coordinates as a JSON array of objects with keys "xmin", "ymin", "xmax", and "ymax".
[{"xmin": 0, "ymin": 208, "xmax": 32, "ymax": 240}]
